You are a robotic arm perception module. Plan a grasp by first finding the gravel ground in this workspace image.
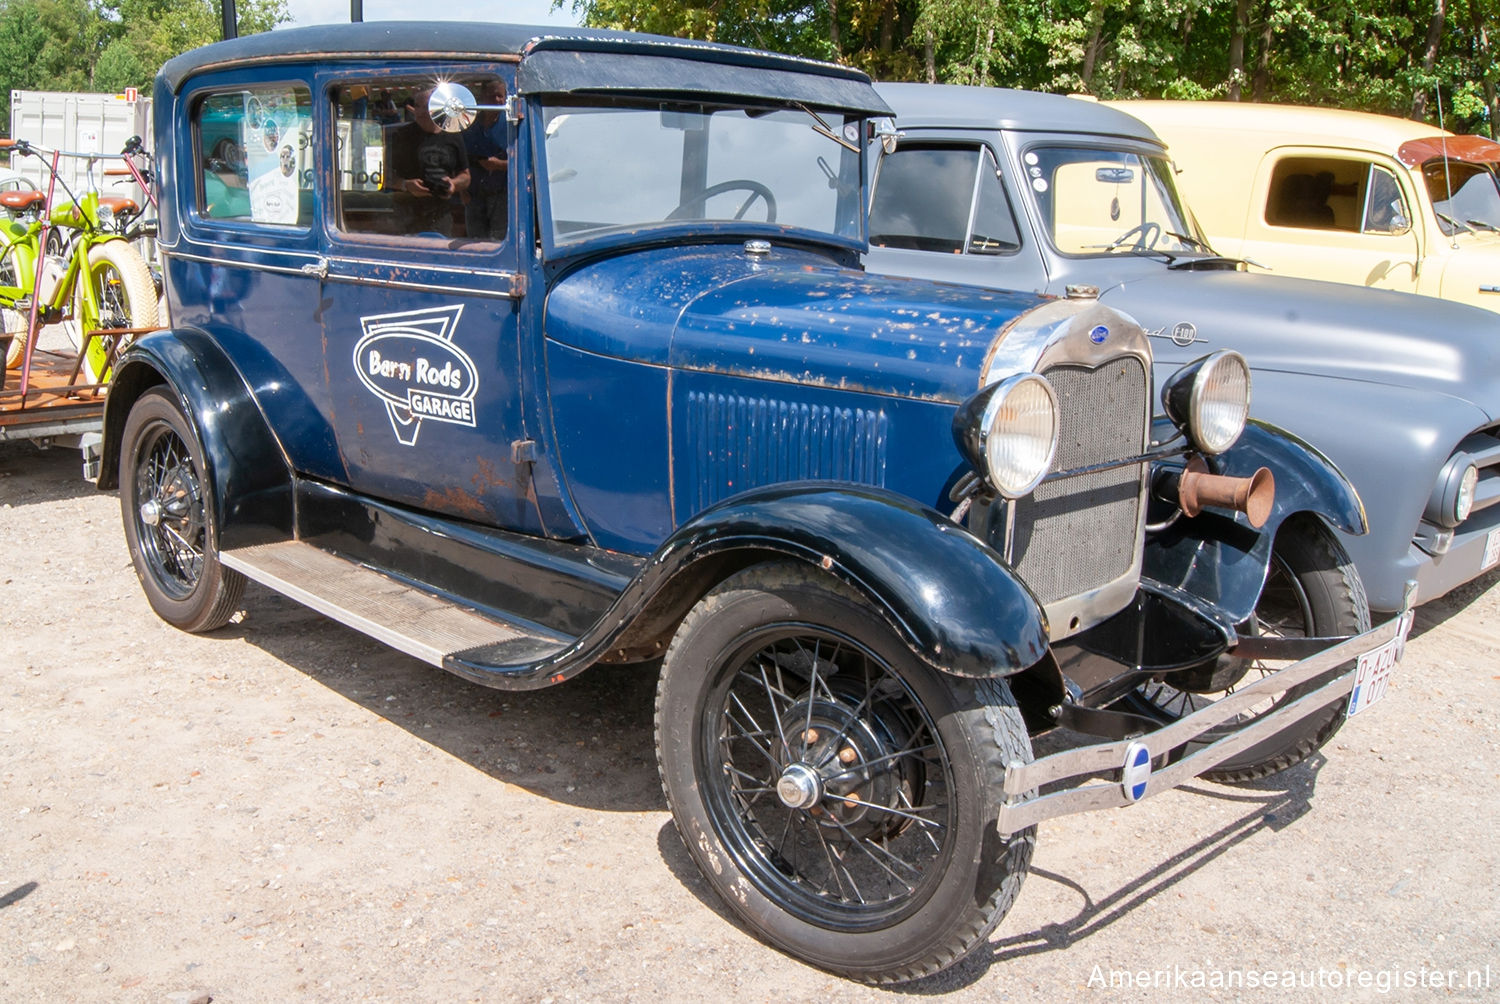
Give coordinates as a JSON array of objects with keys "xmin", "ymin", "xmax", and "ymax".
[{"xmin": 2, "ymin": 438, "xmax": 1498, "ymax": 1003}]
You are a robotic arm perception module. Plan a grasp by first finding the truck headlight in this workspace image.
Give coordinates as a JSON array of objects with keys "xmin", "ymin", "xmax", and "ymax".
[
  {"xmin": 1161, "ymin": 350, "xmax": 1250, "ymax": 455},
  {"xmin": 953, "ymin": 373, "xmax": 1059, "ymax": 499},
  {"xmin": 1426, "ymin": 454, "xmax": 1478, "ymax": 528}
]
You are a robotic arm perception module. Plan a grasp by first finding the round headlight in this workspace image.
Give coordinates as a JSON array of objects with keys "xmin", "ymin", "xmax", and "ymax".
[
  {"xmin": 95, "ymin": 203, "xmax": 115, "ymax": 228},
  {"xmin": 1162, "ymin": 350, "xmax": 1250, "ymax": 455},
  {"xmin": 979, "ymin": 373, "xmax": 1060, "ymax": 498},
  {"xmin": 1427, "ymin": 454, "xmax": 1478, "ymax": 527}
]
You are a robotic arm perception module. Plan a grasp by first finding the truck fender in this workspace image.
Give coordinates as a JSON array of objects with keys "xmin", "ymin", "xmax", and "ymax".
[
  {"xmin": 621, "ymin": 483, "xmax": 1051, "ymax": 680},
  {"xmin": 1145, "ymin": 418, "xmax": 1367, "ymax": 622},
  {"xmin": 99, "ymin": 327, "xmax": 293, "ymax": 549}
]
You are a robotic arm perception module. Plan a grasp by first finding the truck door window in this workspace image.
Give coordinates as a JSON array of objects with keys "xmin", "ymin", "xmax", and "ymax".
[
  {"xmin": 1361, "ymin": 165, "xmax": 1411, "ymax": 235},
  {"xmin": 332, "ymin": 76, "xmax": 508, "ymax": 244},
  {"xmin": 870, "ymin": 144, "xmax": 1019, "ymax": 255},
  {"xmin": 194, "ymin": 84, "xmax": 312, "ymax": 225},
  {"xmin": 1264, "ymin": 156, "xmax": 1376, "ymax": 232}
]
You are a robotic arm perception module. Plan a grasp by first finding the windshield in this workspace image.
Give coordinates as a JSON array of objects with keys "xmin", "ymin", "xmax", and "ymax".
[
  {"xmin": 1022, "ymin": 146, "xmax": 1208, "ymax": 256},
  {"xmin": 538, "ymin": 100, "xmax": 865, "ymax": 249},
  {"xmin": 1423, "ymin": 160, "xmax": 1500, "ymax": 234}
]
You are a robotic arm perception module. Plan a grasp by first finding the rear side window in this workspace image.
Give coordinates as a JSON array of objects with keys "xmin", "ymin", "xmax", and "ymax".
[
  {"xmin": 870, "ymin": 144, "xmax": 1020, "ymax": 255},
  {"xmin": 332, "ymin": 75, "xmax": 509, "ymax": 245},
  {"xmin": 194, "ymin": 84, "xmax": 313, "ymax": 226},
  {"xmin": 1264, "ymin": 156, "xmax": 1410, "ymax": 235}
]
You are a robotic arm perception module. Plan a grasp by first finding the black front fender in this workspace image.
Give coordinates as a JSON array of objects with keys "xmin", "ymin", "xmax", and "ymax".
[
  {"xmin": 652, "ymin": 483, "xmax": 1052, "ymax": 678},
  {"xmin": 1145, "ymin": 418, "xmax": 1367, "ymax": 623},
  {"xmin": 100, "ymin": 327, "xmax": 293, "ymax": 549}
]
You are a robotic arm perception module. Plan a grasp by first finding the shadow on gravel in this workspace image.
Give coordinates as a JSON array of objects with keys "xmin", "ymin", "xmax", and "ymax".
[
  {"xmin": 1408, "ymin": 564, "xmax": 1500, "ymax": 640},
  {"xmin": 0, "ymin": 441, "xmax": 97, "ymax": 507},
  {"xmin": 0, "ymin": 881, "xmax": 38, "ymax": 909},
  {"xmin": 892, "ymin": 756, "xmax": 1327, "ymax": 995},
  {"xmin": 223, "ymin": 584, "xmax": 667, "ymax": 814}
]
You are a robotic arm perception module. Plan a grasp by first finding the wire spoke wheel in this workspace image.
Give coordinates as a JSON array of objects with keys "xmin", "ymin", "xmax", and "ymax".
[
  {"xmin": 656, "ymin": 563, "xmax": 1035, "ymax": 982},
  {"xmin": 132, "ymin": 419, "xmax": 208, "ymax": 599},
  {"xmin": 119, "ymin": 388, "xmax": 244, "ymax": 632},
  {"xmin": 705, "ymin": 627, "xmax": 954, "ymax": 927}
]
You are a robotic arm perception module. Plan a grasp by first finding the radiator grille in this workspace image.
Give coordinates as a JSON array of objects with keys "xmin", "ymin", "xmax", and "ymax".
[
  {"xmin": 1008, "ymin": 358, "xmax": 1148, "ymax": 605},
  {"xmin": 685, "ymin": 392, "xmax": 888, "ymax": 512}
]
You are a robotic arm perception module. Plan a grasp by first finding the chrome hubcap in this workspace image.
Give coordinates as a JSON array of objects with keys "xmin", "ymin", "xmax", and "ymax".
[
  {"xmin": 139, "ymin": 498, "xmax": 161, "ymax": 527},
  {"xmin": 776, "ymin": 762, "xmax": 823, "ymax": 809}
]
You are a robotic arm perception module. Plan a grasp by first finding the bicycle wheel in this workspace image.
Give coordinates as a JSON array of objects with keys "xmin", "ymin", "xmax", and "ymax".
[
  {"xmin": 78, "ymin": 239, "xmax": 158, "ymax": 383},
  {"xmin": 2, "ymin": 246, "xmax": 30, "ymax": 369}
]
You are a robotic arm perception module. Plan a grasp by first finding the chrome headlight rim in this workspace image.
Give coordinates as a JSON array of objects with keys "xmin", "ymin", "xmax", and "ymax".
[
  {"xmin": 977, "ymin": 372, "xmax": 1061, "ymax": 499},
  {"xmin": 1427, "ymin": 453, "xmax": 1478, "ymax": 528},
  {"xmin": 1163, "ymin": 350, "xmax": 1251, "ymax": 455}
]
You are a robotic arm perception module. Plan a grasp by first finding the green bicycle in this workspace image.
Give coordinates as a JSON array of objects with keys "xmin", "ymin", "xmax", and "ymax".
[{"xmin": 1, "ymin": 138, "xmax": 157, "ymax": 383}]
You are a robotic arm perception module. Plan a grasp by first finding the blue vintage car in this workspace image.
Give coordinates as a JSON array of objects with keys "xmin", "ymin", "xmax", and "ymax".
[
  {"xmin": 98, "ymin": 23, "xmax": 1410, "ymax": 982},
  {"xmin": 866, "ymin": 84, "xmax": 1500, "ymax": 615}
]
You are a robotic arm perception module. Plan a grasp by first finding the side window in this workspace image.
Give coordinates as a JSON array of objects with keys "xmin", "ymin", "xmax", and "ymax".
[
  {"xmin": 1264, "ymin": 156, "xmax": 1369, "ymax": 232},
  {"xmin": 869, "ymin": 144, "xmax": 1019, "ymax": 255},
  {"xmin": 333, "ymin": 75, "xmax": 508, "ymax": 243},
  {"xmin": 1361, "ymin": 165, "xmax": 1411, "ymax": 235},
  {"xmin": 194, "ymin": 84, "xmax": 313, "ymax": 226}
]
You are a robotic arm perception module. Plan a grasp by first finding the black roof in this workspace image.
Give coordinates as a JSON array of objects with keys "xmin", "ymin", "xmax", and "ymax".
[{"xmin": 158, "ymin": 22, "xmax": 890, "ymax": 115}]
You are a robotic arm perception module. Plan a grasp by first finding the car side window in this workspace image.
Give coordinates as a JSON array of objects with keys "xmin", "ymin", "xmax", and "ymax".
[
  {"xmin": 333, "ymin": 75, "xmax": 508, "ymax": 244},
  {"xmin": 1361, "ymin": 165, "xmax": 1410, "ymax": 235},
  {"xmin": 1264, "ymin": 156, "xmax": 1403, "ymax": 234},
  {"xmin": 194, "ymin": 85, "xmax": 313, "ymax": 226},
  {"xmin": 869, "ymin": 143, "xmax": 1019, "ymax": 255}
]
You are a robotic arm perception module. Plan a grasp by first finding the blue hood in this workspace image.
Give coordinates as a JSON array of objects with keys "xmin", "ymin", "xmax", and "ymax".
[{"xmin": 545, "ymin": 244, "xmax": 1048, "ymax": 404}]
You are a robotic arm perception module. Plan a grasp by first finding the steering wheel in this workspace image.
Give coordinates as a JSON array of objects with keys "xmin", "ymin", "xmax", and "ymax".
[
  {"xmin": 667, "ymin": 179, "xmax": 777, "ymax": 223},
  {"xmin": 1105, "ymin": 221, "xmax": 1161, "ymax": 251}
]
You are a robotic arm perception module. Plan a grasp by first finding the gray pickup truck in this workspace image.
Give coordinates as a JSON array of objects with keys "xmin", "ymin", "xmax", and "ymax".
[{"xmin": 867, "ymin": 84, "xmax": 1500, "ymax": 615}]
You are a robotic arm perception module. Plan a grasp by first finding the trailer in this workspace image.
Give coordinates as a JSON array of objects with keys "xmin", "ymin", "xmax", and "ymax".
[{"xmin": 7, "ymin": 90, "xmax": 152, "ymax": 206}]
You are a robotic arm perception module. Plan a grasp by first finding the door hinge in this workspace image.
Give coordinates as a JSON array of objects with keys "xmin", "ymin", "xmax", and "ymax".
[{"xmin": 511, "ymin": 439, "xmax": 538, "ymax": 464}]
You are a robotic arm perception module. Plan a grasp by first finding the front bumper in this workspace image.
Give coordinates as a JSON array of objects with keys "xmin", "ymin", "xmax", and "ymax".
[{"xmin": 996, "ymin": 582, "xmax": 1416, "ymax": 836}]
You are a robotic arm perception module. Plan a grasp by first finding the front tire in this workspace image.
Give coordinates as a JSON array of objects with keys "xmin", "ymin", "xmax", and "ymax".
[
  {"xmin": 119, "ymin": 387, "xmax": 244, "ymax": 632},
  {"xmin": 1129, "ymin": 516, "xmax": 1369, "ymax": 782},
  {"xmin": 79, "ymin": 240, "xmax": 158, "ymax": 383},
  {"xmin": 655, "ymin": 563, "xmax": 1035, "ymax": 983}
]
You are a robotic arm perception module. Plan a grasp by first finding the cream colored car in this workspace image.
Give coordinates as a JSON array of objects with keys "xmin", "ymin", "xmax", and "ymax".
[{"xmin": 1112, "ymin": 100, "xmax": 1500, "ymax": 312}]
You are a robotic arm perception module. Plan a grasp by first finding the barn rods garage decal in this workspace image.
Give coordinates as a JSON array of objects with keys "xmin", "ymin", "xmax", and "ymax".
[{"xmin": 353, "ymin": 305, "xmax": 478, "ymax": 446}]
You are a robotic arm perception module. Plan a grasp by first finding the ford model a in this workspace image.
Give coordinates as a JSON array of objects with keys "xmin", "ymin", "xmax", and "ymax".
[{"xmin": 99, "ymin": 24, "xmax": 1411, "ymax": 982}]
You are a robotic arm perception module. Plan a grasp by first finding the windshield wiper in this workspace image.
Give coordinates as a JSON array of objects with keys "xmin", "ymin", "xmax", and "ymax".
[
  {"xmin": 1165, "ymin": 231, "xmax": 1218, "ymax": 254},
  {"xmin": 1436, "ymin": 211, "xmax": 1474, "ymax": 235},
  {"xmin": 793, "ymin": 102, "xmax": 859, "ymax": 154},
  {"xmin": 1464, "ymin": 218, "xmax": 1499, "ymax": 232}
]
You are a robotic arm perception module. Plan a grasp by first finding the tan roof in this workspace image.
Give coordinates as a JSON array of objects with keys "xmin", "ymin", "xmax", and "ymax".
[{"xmin": 1110, "ymin": 100, "xmax": 1460, "ymax": 157}]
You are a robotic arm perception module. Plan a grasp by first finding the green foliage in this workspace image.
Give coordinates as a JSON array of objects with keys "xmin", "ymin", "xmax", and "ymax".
[
  {"xmin": 565, "ymin": 0, "xmax": 1498, "ymax": 135},
  {"xmin": 0, "ymin": 0, "xmax": 289, "ymax": 134}
]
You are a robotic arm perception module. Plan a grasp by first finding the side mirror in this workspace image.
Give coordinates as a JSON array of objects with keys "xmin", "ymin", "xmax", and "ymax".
[
  {"xmin": 427, "ymin": 82, "xmax": 514, "ymax": 133},
  {"xmin": 870, "ymin": 117, "xmax": 900, "ymax": 155}
]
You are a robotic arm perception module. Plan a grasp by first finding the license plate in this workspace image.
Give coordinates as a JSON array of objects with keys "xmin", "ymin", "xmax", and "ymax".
[
  {"xmin": 1347, "ymin": 610, "xmax": 1413, "ymax": 718},
  {"xmin": 1484, "ymin": 527, "xmax": 1500, "ymax": 572}
]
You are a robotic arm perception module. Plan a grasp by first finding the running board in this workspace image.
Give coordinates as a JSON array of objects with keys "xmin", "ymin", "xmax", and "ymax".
[{"xmin": 221, "ymin": 540, "xmax": 572, "ymax": 672}]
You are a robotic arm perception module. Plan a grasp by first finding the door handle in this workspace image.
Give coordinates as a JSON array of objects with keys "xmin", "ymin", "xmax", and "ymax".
[{"xmin": 300, "ymin": 257, "xmax": 329, "ymax": 279}]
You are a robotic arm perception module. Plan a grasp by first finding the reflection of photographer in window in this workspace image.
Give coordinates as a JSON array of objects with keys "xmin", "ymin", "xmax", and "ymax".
[
  {"xmin": 462, "ymin": 80, "xmax": 508, "ymax": 240},
  {"xmin": 385, "ymin": 88, "xmax": 470, "ymax": 236}
]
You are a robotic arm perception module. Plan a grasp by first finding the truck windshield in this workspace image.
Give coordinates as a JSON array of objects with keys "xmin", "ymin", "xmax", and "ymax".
[
  {"xmin": 1022, "ymin": 146, "xmax": 1208, "ymax": 257},
  {"xmin": 1424, "ymin": 160, "xmax": 1500, "ymax": 234},
  {"xmin": 538, "ymin": 100, "xmax": 864, "ymax": 248}
]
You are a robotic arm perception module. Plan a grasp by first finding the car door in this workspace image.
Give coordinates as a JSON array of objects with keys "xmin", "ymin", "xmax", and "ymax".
[
  {"xmin": 866, "ymin": 134, "xmax": 1049, "ymax": 293},
  {"xmin": 312, "ymin": 65, "xmax": 540, "ymax": 534},
  {"xmin": 169, "ymin": 70, "xmax": 345, "ymax": 482},
  {"xmin": 1241, "ymin": 149, "xmax": 1422, "ymax": 292}
]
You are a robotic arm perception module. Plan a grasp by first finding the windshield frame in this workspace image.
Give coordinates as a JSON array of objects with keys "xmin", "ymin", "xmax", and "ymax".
[
  {"xmin": 1010, "ymin": 135, "xmax": 1212, "ymax": 261},
  {"xmin": 531, "ymin": 94, "xmax": 870, "ymax": 262}
]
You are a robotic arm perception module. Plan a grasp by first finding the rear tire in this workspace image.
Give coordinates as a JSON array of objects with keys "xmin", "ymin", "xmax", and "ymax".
[
  {"xmin": 655, "ymin": 562, "xmax": 1035, "ymax": 983},
  {"xmin": 120, "ymin": 387, "xmax": 244, "ymax": 632},
  {"xmin": 1129, "ymin": 517, "xmax": 1369, "ymax": 782}
]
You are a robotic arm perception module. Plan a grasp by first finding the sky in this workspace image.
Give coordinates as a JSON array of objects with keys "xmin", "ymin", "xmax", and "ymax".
[{"xmin": 282, "ymin": 0, "xmax": 581, "ymax": 28}]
